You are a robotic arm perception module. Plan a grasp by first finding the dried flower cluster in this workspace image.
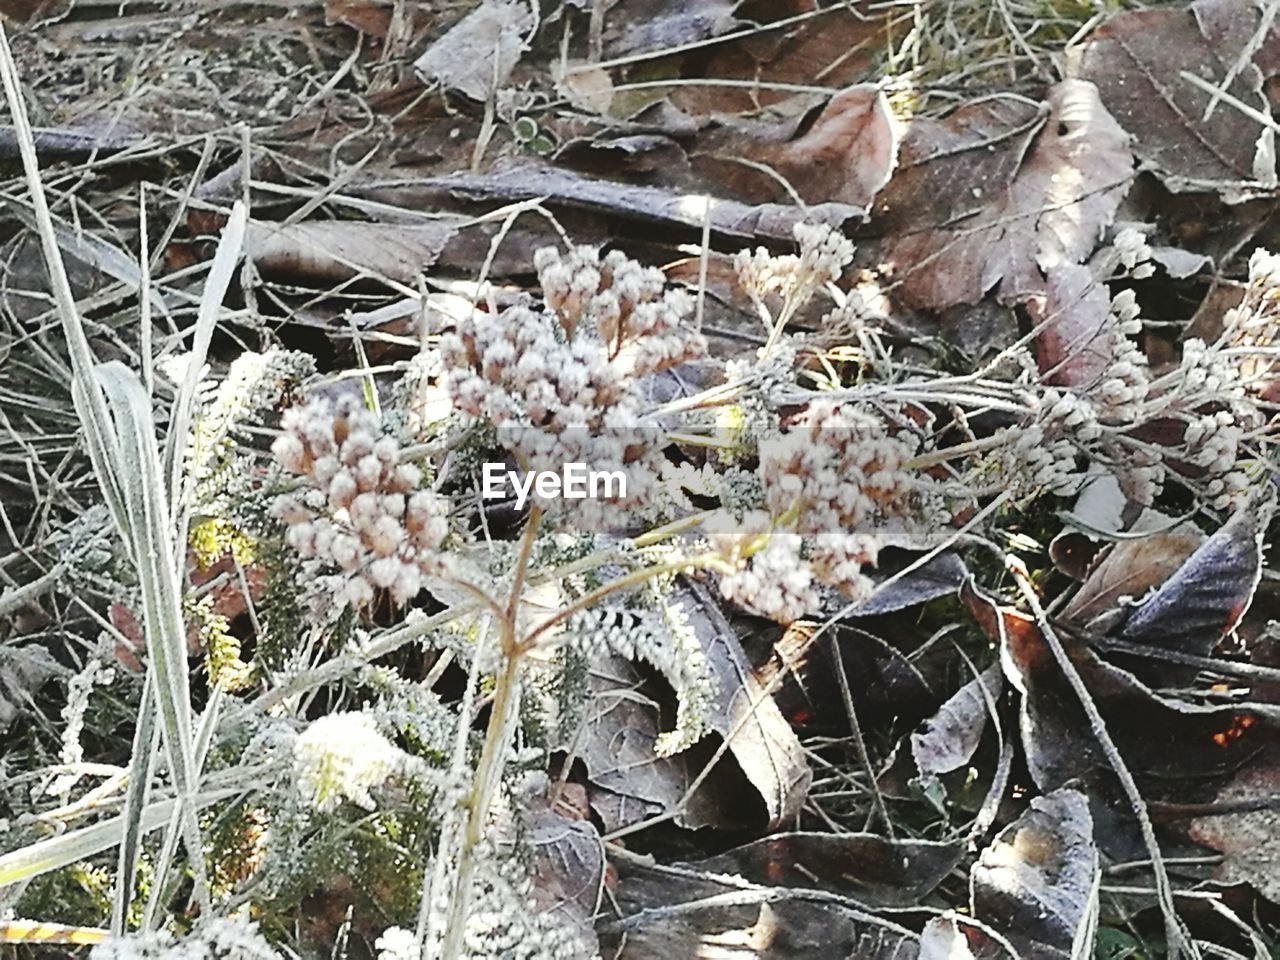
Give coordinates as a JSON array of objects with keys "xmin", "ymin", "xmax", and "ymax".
[
  {"xmin": 271, "ymin": 395, "xmax": 451, "ymax": 612},
  {"xmin": 440, "ymin": 244, "xmax": 705, "ymax": 521},
  {"xmin": 734, "ymin": 221, "xmax": 855, "ymax": 308}
]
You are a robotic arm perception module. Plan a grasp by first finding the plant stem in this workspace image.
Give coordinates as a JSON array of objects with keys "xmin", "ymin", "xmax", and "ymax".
[{"xmin": 439, "ymin": 507, "xmax": 541, "ymax": 960}]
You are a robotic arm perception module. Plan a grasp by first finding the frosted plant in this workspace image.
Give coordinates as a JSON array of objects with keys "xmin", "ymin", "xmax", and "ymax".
[
  {"xmin": 376, "ymin": 926, "xmax": 421, "ymax": 960},
  {"xmin": 558, "ymin": 599, "xmax": 716, "ymax": 755},
  {"xmin": 734, "ymin": 221, "xmax": 855, "ymax": 350},
  {"xmin": 1113, "ymin": 226, "xmax": 1155, "ymax": 279},
  {"xmin": 271, "ymin": 394, "xmax": 452, "ymax": 614},
  {"xmin": 88, "ymin": 915, "xmax": 282, "ymax": 959},
  {"xmin": 439, "ymin": 244, "xmax": 705, "ymax": 526},
  {"xmin": 293, "ymin": 710, "xmax": 406, "ymax": 812}
]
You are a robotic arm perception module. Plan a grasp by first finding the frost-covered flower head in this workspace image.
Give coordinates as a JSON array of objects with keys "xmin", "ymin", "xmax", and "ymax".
[
  {"xmin": 440, "ymin": 245, "xmax": 706, "ymax": 525},
  {"xmin": 293, "ymin": 711, "xmax": 404, "ymax": 813},
  {"xmin": 89, "ymin": 915, "xmax": 282, "ymax": 959},
  {"xmin": 271, "ymin": 394, "xmax": 451, "ymax": 613},
  {"xmin": 734, "ymin": 221, "xmax": 854, "ymax": 307}
]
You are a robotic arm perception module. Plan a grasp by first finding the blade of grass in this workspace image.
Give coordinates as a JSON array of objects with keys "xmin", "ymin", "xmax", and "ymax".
[
  {"xmin": 0, "ymin": 788, "xmax": 242, "ymax": 889},
  {"xmin": 95, "ymin": 361, "xmax": 210, "ymax": 911},
  {"xmin": 0, "ymin": 22, "xmax": 126, "ymax": 534}
]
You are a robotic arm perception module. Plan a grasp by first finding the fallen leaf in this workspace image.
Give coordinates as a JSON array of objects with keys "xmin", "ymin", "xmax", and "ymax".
[
  {"xmin": 567, "ymin": 580, "xmax": 809, "ymax": 831},
  {"xmin": 1189, "ymin": 751, "xmax": 1280, "ymax": 903},
  {"xmin": 1060, "ymin": 522, "xmax": 1205, "ymax": 633},
  {"xmin": 911, "ymin": 663, "xmax": 1003, "ymax": 780},
  {"xmin": 245, "ymin": 220, "xmax": 461, "ymax": 285},
  {"xmin": 1119, "ymin": 487, "xmax": 1274, "ymax": 657},
  {"xmin": 413, "ymin": 0, "xmax": 533, "ymax": 101},
  {"xmin": 600, "ymin": 0, "xmax": 741, "ymax": 59},
  {"xmin": 708, "ymin": 84, "xmax": 899, "ymax": 212},
  {"xmin": 1027, "ymin": 263, "xmax": 1114, "ymax": 388},
  {"xmin": 872, "ymin": 80, "xmax": 1133, "ymax": 310},
  {"xmin": 526, "ymin": 800, "xmax": 604, "ymax": 953},
  {"xmin": 1070, "ymin": 0, "xmax": 1279, "ymax": 198},
  {"xmin": 670, "ymin": 4, "xmax": 888, "ymax": 116},
  {"xmin": 970, "ymin": 788, "xmax": 1100, "ymax": 960}
]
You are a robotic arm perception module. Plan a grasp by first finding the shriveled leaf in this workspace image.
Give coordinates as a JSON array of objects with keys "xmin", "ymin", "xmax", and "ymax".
[
  {"xmin": 413, "ymin": 0, "xmax": 533, "ymax": 100},
  {"xmin": 246, "ymin": 220, "xmax": 460, "ymax": 285},
  {"xmin": 1120, "ymin": 487, "xmax": 1274, "ymax": 656},
  {"xmin": 971, "ymin": 788, "xmax": 1100, "ymax": 960},
  {"xmin": 911, "ymin": 664, "xmax": 1003, "ymax": 780},
  {"xmin": 873, "ymin": 80, "xmax": 1132, "ymax": 310},
  {"xmin": 1189, "ymin": 752, "xmax": 1280, "ymax": 903},
  {"xmin": 1070, "ymin": 0, "xmax": 1278, "ymax": 198},
  {"xmin": 694, "ymin": 833, "xmax": 963, "ymax": 907},
  {"xmin": 1060, "ymin": 523, "xmax": 1205, "ymax": 633}
]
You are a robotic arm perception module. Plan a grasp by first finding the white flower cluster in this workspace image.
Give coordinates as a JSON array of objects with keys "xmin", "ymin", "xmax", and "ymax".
[
  {"xmin": 708, "ymin": 511, "xmax": 882, "ymax": 623},
  {"xmin": 440, "ymin": 245, "xmax": 705, "ymax": 523},
  {"xmin": 760, "ymin": 399, "xmax": 919, "ymax": 530},
  {"xmin": 375, "ymin": 926, "xmax": 420, "ymax": 960},
  {"xmin": 89, "ymin": 916, "xmax": 282, "ymax": 960},
  {"xmin": 1113, "ymin": 227, "xmax": 1155, "ymax": 279},
  {"xmin": 560, "ymin": 601, "xmax": 716, "ymax": 755},
  {"xmin": 1093, "ymin": 290, "xmax": 1149, "ymax": 425},
  {"xmin": 710, "ymin": 513, "xmax": 817, "ymax": 623},
  {"xmin": 734, "ymin": 221, "xmax": 854, "ymax": 306},
  {"xmin": 292, "ymin": 711, "xmax": 404, "ymax": 813},
  {"xmin": 271, "ymin": 395, "xmax": 451, "ymax": 611}
]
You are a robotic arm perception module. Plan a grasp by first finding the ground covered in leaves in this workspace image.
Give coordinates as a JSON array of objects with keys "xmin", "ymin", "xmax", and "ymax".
[{"xmin": 2, "ymin": 1, "xmax": 1280, "ymax": 959}]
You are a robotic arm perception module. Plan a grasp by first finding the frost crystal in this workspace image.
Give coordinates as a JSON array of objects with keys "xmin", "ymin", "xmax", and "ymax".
[{"xmin": 293, "ymin": 711, "xmax": 404, "ymax": 812}]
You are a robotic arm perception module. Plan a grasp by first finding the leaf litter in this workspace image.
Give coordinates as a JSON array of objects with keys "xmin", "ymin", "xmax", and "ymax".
[{"xmin": 3, "ymin": 1, "xmax": 1280, "ymax": 958}]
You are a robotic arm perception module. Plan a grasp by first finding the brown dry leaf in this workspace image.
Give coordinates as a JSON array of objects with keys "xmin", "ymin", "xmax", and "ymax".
[
  {"xmin": 911, "ymin": 663, "xmax": 1003, "ymax": 780},
  {"xmin": 693, "ymin": 832, "xmax": 963, "ymax": 907},
  {"xmin": 412, "ymin": 0, "xmax": 533, "ymax": 100},
  {"xmin": 567, "ymin": 580, "xmax": 809, "ymax": 832},
  {"xmin": 526, "ymin": 800, "xmax": 604, "ymax": 953},
  {"xmin": 670, "ymin": 3, "xmax": 888, "ymax": 116},
  {"xmin": 1060, "ymin": 522, "xmax": 1205, "ymax": 633},
  {"xmin": 245, "ymin": 220, "xmax": 461, "ymax": 285},
  {"xmin": 1070, "ymin": 0, "xmax": 1278, "ymax": 198},
  {"xmin": 1027, "ymin": 263, "xmax": 1114, "ymax": 388},
  {"xmin": 1188, "ymin": 752, "xmax": 1280, "ymax": 902},
  {"xmin": 731, "ymin": 84, "xmax": 899, "ymax": 211},
  {"xmin": 970, "ymin": 788, "xmax": 1100, "ymax": 960},
  {"xmin": 872, "ymin": 80, "xmax": 1133, "ymax": 310}
]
